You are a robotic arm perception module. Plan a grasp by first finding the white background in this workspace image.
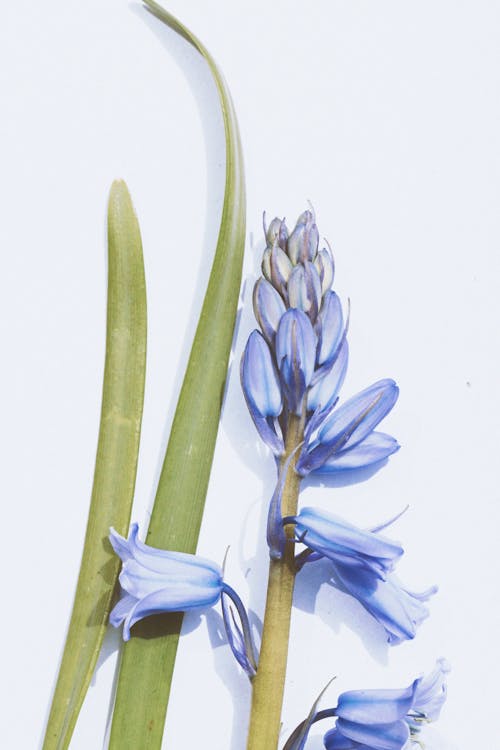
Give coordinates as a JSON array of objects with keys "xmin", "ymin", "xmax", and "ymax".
[{"xmin": 2, "ymin": 1, "xmax": 499, "ymax": 747}]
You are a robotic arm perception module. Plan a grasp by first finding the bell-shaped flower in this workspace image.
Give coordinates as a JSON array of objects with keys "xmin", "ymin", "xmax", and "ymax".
[
  {"xmin": 287, "ymin": 210, "xmax": 319, "ymax": 264},
  {"xmin": 253, "ymin": 278, "xmax": 287, "ymax": 345},
  {"xmin": 241, "ymin": 330, "xmax": 284, "ymax": 455},
  {"xmin": 297, "ymin": 379, "xmax": 399, "ymax": 476},
  {"xmin": 324, "ymin": 681, "xmax": 419, "ymax": 750},
  {"xmin": 332, "ymin": 561, "xmax": 437, "ymax": 645},
  {"xmin": 285, "ymin": 662, "xmax": 449, "ymax": 750},
  {"xmin": 276, "ymin": 308, "xmax": 317, "ymax": 415},
  {"xmin": 292, "ymin": 506, "xmax": 403, "ymax": 579},
  {"xmin": 287, "ymin": 261, "xmax": 322, "ymax": 322},
  {"xmin": 109, "ymin": 524, "xmax": 224, "ymax": 641}
]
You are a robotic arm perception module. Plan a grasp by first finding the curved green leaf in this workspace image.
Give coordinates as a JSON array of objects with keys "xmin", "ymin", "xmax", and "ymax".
[
  {"xmin": 108, "ymin": 3, "xmax": 246, "ymax": 748},
  {"xmin": 42, "ymin": 180, "xmax": 147, "ymax": 750}
]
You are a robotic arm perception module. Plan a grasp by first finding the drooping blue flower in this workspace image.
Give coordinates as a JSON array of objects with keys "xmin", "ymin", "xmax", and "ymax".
[
  {"xmin": 109, "ymin": 524, "xmax": 224, "ymax": 641},
  {"xmin": 324, "ymin": 662, "xmax": 449, "ymax": 750},
  {"xmin": 291, "ymin": 507, "xmax": 403, "ymax": 579},
  {"xmin": 290, "ymin": 506, "xmax": 434, "ymax": 644},
  {"xmin": 284, "ymin": 662, "xmax": 449, "ymax": 750},
  {"xmin": 332, "ymin": 561, "xmax": 437, "ymax": 645},
  {"xmin": 296, "ymin": 380, "xmax": 400, "ymax": 476}
]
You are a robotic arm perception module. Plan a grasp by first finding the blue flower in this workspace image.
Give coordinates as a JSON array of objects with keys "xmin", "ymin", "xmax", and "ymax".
[
  {"xmin": 283, "ymin": 661, "xmax": 449, "ymax": 750},
  {"xmin": 242, "ymin": 209, "xmax": 399, "ymax": 478},
  {"xmin": 324, "ymin": 681, "xmax": 418, "ymax": 750},
  {"xmin": 292, "ymin": 507, "xmax": 435, "ymax": 644},
  {"xmin": 297, "ymin": 380, "xmax": 400, "ymax": 476},
  {"xmin": 109, "ymin": 524, "xmax": 224, "ymax": 641},
  {"xmin": 323, "ymin": 661, "xmax": 450, "ymax": 750},
  {"xmin": 292, "ymin": 507, "xmax": 403, "ymax": 579}
]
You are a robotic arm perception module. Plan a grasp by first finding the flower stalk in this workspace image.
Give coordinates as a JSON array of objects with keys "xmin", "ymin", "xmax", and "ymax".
[{"xmin": 246, "ymin": 413, "xmax": 303, "ymax": 750}]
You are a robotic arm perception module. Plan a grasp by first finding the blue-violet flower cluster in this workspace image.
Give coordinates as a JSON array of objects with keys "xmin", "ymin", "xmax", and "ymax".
[{"xmin": 241, "ymin": 210, "xmax": 400, "ymax": 476}]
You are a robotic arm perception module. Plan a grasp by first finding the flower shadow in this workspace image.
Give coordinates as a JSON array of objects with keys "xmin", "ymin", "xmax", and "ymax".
[{"xmin": 293, "ymin": 557, "xmax": 390, "ymax": 666}]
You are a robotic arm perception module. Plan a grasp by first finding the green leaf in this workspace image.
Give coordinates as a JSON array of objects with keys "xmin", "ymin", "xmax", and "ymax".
[
  {"xmin": 108, "ymin": 3, "xmax": 246, "ymax": 748},
  {"xmin": 42, "ymin": 181, "xmax": 147, "ymax": 750}
]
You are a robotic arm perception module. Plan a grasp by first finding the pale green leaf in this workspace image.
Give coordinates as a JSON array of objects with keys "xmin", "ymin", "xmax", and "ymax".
[
  {"xmin": 108, "ymin": 3, "xmax": 246, "ymax": 748},
  {"xmin": 42, "ymin": 180, "xmax": 147, "ymax": 750}
]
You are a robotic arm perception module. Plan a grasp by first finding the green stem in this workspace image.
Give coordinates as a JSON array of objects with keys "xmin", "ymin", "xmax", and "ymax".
[{"xmin": 246, "ymin": 414, "xmax": 304, "ymax": 750}]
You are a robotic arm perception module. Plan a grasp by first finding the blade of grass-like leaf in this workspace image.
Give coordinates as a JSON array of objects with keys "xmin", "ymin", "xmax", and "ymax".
[
  {"xmin": 108, "ymin": 4, "xmax": 245, "ymax": 748},
  {"xmin": 42, "ymin": 180, "xmax": 147, "ymax": 750}
]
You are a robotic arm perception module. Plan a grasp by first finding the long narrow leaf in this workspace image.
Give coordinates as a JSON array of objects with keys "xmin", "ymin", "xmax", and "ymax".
[
  {"xmin": 42, "ymin": 181, "xmax": 147, "ymax": 750},
  {"xmin": 109, "ymin": 3, "xmax": 246, "ymax": 748}
]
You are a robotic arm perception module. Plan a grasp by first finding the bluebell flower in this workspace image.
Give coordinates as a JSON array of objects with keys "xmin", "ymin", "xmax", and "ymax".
[
  {"xmin": 290, "ymin": 506, "xmax": 435, "ymax": 644},
  {"xmin": 284, "ymin": 662, "xmax": 449, "ymax": 750},
  {"xmin": 291, "ymin": 507, "xmax": 403, "ymax": 579},
  {"xmin": 241, "ymin": 209, "xmax": 399, "ymax": 478},
  {"xmin": 109, "ymin": 524, "xmax": 224, "ymax": 641},
  {"xmin": 296, "ymin": 380, "xmax": 400, "ymax": 476}
]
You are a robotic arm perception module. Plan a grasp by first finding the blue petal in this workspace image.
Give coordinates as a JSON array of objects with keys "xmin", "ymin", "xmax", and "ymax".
[
  {"xmin": 109, "ymin": 594, "xmax": 137, "ymax": 627},
  {"xmin": 313, "ymin": 433, "xmax": 399, "ymax": 474},
  {"xmin": 241, "ymin": 330, "xmax": 283, "ymax": 417},
  {"xmin": 294, "ymin": 507, "xmax": 403, "ymax": 578},
  {"xmin": 318, "ymin": 380, "xmax": 399, "ymax": 450},
  {"xmin": 336, "ymin": 683, "xmax": 418, "ymax": 723},
  {"xmin": 323, "ymin": 728, "xmax": 364, "ymax": 749},
  {"xmin": 253, "ymin": 278, "xmax": 286, "ymax": 344},
  {"xmin": 121, "ymin": 581, "xmax": 223, "ymax": 641},
  {"xmin": 276, "ymin": 309, "xmax": 317, "ymax": 415},
  {"xmin": 110, "ymin": 524, "xmax": 222, "ymax": 580},
  {"xmin": 412, "ymin": 658, "xmax": 450, "ymax": 721},
  {"xmin": 334, "ymin": 718, "xmax": 410, "ymax": 750},
  {"xmin": 308, "ymin": 340, "xmax": 349, "ymax": 413},
  {"xmin": 333, "ymin": 563, "xmax": 435, "ymax": 645},
  {"xmin": 299, "ymin": 380, "xmax": 398, "ymax": 473},
  {"xmin": 241, "ymin": 330, "xmax": 284, "ymax": 454},
  {"xmin": 316, "ymin": 291, "xmax": 344, "ymax": 366}
]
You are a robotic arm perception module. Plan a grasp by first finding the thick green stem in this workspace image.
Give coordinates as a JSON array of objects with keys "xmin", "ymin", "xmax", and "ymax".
[{"xmin": 246, "ymin": 414, "xmax": 304, "ymax": 750}]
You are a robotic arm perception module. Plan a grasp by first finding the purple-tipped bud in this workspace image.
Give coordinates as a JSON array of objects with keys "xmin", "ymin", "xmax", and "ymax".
[
  {"xmin": 314, "ymin": 246, "xmax": 335, "ymax": 295},
  {"xmin": 265, "ymin": 216, "xmax": 288, "ymax": 249},
  {"xmin": 253, "ymin": 278, "xmax": 287, "ymax": 344},
  {"xmin": 241, "ymin": 330, "xmax": 284, "ymax": 455},
  {"xmin": 262, "ymin": 245, "xmax": 294, "ymax": 298},
  {"xmin": 276, "ymin": 309, "xmax": 317, "ymax": 415},
  {"xmin": 287, "ymin": 261, "xmax": 322, "ymax": 322},
  {"xmin": 287, "ymin": 210, "xmax": 319, "ymax": 265}
]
